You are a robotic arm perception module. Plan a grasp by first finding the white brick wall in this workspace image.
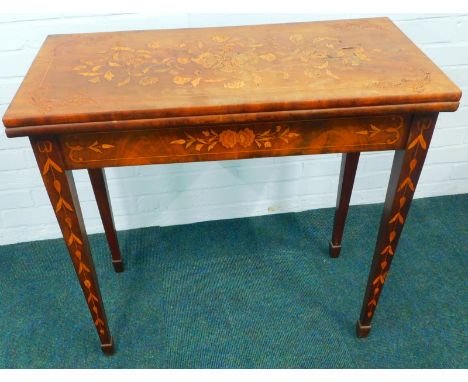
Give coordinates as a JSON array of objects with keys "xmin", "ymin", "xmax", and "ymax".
[{"xmin": 0, "ymin": 13, "xmax": 467, "ymax": 245}]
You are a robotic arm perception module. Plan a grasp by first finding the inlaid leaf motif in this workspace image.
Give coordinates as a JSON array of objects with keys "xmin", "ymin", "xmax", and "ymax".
[
  {"xmin": 173, "ymin": 76, "xmax": 192, "ymax": 85},
  {"xmin": 399, "ymin": 196, "xmax": 406, "ymax": 208},
  {"xmin": 207, "ymin": 142, "xmax": 217, "ymax": 151},
  {"xmin": 73, "ymin": 65, "xmax": 87, "ymax": 71},
  {"xmin": 117, "ymin": 77, "xmax": 131, "ymax": 87},
  {"xmin": 112, "ymin": 46, "xmax": 131, "ymax": 51},
  {"xmin": 326, "ymin": 69, "xmax": 340, "ymax": 80},
  {"xmin": 177, "ymin": 57, "xmax": 190, "ymax": 64},
  {"xmin": 67, "ymin": 232, "xmax": 83, "ymax": 246},
  {"xmin": 380, "ymin": 245, "xmax": 394, "ymax": 256},
  {"xmin": 78, "ymin": 261, "xmax": 90, "ymax": 275},
  {"xmin": 373, "ymin": 274, "xmax": 386, "ymax": 286},
  {"xmin": 408, "ymin": 133, "xmax": 427, "ymax": 150},
  {"xmin": 88, "ymin": 141, "xmax": 101, "ymax": 153},
  {"xmin": 62, "ymin": 199, "xmax": 73, "ymax": 212},
  {"xmin": 42, "ymin": 157, "xmax": 63, "ymax": 175},
  {"xmin": 55, "ymin": 198, "xmax": 64, "ymax": 212},
  {"xmin": 171, "ymin": 139, "xmax": 186, "ymax": 145},
  {"xmin": 389, "ymin": 212, "xmax": 404, "ymax": 224},
  {"xmin": 87, "ymin": 292, "xmax": 99, "ymax": 304},
  {"xmin": 78, "ymin": 72, "xmax": 101, "ymax": 77},
  {"xmin": 397, "ymin": 176, "xmax": 415, "ymax": 192},
  {"xmin": 191, "ymin": 77, "xmax": 201, "ymax": 87},
  {"xmin": 139, "ymin": 76, "xmax": 159, "ymax": 86},
  {"xmin": 369, "ymin": 124, "xmax": 381, "ymax": 137},
  {"xmin": 56, "ymin": 197, "xmax": 74, "ymax": 213},
  {"xmin": 367, "ymin": 299, "xmax": 377, "ymax": 307},
  {"xmin": 53, "ymin": 179, "xmax": 61, "ymax": 193},
  {"xmin": 137, "ymin": 49, "xmax": 152, "ymax": 55},
  {"xmin": 259, "ymin": 53, "xmax": 276, "ymax": 62}
]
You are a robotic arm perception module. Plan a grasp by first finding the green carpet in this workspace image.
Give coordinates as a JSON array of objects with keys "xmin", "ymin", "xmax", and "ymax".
[{"xmin": 0, "ymin": 194, "xmax": 467, "ymax": 368}]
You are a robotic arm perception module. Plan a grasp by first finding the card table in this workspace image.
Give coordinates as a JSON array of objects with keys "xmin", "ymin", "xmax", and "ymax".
[{"xmin": 2, "ymin": 17, "xmax": 461, "ymax": 355}]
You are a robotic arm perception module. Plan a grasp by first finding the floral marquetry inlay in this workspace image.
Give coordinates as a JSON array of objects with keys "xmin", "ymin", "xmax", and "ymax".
[
  {"xmin": 66, "ymin": 140, "xmax": 115, "ymax": 163},
  {"xmin": 365, "ymin": 118, "xmax": 432, "ymax": 320},
  {"xmin": 355, "ymin": 116, "xmax": 404, "ymax": 144},
  {"xmin": 6, "ymin": 18, "xmax": 457, "ymax": 130},
  {"xmin": 60, "ymin": 115, "xmax": 409, "ymax": 168},
  {"xmin": 170, "ymin": 125, "xmax": 300, "ymax": 152},
  {"xmin": 71, "ymin": 32, "xmax": 374, "ymax": 90}
]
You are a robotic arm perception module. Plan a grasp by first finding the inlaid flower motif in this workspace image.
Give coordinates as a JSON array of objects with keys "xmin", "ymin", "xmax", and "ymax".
[
  {"xmin": 111, "ymin": 46, "xmax": 151, "ymax": 67},
  {"xmin": 238, "ymin": 128, "xmax": 255, "ymax": 148},
  {"xmin": 192, "ymin": 52, "xmax": 219, "ymax": 69},
  {"xmin": 219, "ymin": 129, "xmax": 238, "ymax": 149}
]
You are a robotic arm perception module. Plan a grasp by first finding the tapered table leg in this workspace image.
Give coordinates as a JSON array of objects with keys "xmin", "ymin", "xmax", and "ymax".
[
  {"xmin": 30, "ymin": 136, "xmax": 114, "ymax": 355},
  {"xmin": 88, "ymin": 168, "xmax": 124, "ymax": 273},
  {"xmin": 357, "ymin": 114, "xmax": 437, "ymax": 337},
  {"xmin": 329, "ymin": 152, "xmax": 360, "ymax": 258}
]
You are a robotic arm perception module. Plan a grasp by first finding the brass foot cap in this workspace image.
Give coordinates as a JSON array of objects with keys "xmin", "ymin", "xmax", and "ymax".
[
  {"xmin": 329, "ymin": 241, "xmax": 342, "ymax": 258},
  {"xmin": 101, "ymin": 336, "xmax": 115, "ymax": 355},
  {"xmin": 112, "ymin": 260, "xmax": 124, "ymax": 273},
  {"xmin": 356, "ymin": 320, "xmax": 372, "ymax": 338}
]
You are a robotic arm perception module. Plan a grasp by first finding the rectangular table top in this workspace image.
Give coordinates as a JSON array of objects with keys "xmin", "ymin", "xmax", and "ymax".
[{"xmin": 3, "ymin": 17, "xmax": 461, "ymax": 132}]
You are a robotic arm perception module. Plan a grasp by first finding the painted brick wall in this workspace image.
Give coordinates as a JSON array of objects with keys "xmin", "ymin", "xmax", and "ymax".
[{"xmin": 0, "ymin": 13, "xmax": 467, "ymax": 245}]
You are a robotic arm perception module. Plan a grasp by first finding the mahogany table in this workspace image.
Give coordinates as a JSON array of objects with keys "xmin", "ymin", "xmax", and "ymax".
[{"xmin": 2, "ymin": 17, "xmax": 461, "ymax": 355}]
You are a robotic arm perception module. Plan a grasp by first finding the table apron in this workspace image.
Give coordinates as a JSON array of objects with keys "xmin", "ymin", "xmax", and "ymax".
[{"xmin": 57, "ymin": 114, "xmax": 411, "ymax": 169}]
